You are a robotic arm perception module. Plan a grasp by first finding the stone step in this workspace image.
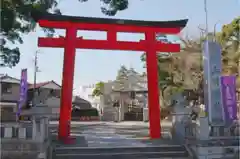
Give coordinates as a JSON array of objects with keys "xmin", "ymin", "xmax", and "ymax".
[
  {"xmin": 54, "ymin": 145, "xmax": 186, "ymax": 154},
  {"xmin": 53, "ymin": 145, "xmax": 189, "ymax": 159},
  {"xmin": 54, "ymin": 152, "xmax": 188, "ymax": 159}
]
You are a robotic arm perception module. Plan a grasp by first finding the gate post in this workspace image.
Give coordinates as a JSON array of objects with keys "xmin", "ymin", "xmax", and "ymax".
[
  {"xmin": 58, "ymin": 26, "xmax": 77, "ymax": 140},
  {"xmin": 145, "ymin": 31, "xmax": 161, "ymax": 139}
]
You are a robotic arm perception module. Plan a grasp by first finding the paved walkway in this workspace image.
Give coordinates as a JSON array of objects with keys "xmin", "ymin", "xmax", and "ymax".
[
  {"xmin": 50, "ymin": 121, "xmax": 176, "ymax": 148},
  {"xmin": 49, "ymin": 121, "xmax": 173, "ymax": 127}
]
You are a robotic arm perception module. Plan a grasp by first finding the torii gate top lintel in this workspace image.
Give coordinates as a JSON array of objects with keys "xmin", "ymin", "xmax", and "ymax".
[
  {"xmin": 33, "ymin": 11, "xmax": 188, "ymax": 52},
  {"xmin": 32, "ymin": 11, "xmax": 188, "ymax": 32}
]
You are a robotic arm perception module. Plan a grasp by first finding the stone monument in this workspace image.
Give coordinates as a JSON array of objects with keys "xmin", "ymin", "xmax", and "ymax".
[
  {"xmin": 186, "ymin": 41, "xmax": 240, "ymax": 159},
  {"xmin": 171, "ymin": 93, "xmax": 191, "ymax": 141}
]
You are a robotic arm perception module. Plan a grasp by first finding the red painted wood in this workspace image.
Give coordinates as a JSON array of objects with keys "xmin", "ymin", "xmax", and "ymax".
[
  {"xmin": 38, "ymin": 37, "xmax": 181, "ymax": 52},
  {"xmin": 145, "ymin": 31, "xmax": 161, "ymax": 138},
  {"xmin": 107, "ymin": 29, "xmax": 117, "ymax": 42},
  {"xmin": 38, "ymin": 37, "xmax": 65, "ymax": 48},
  {"xmin": 38, "ymin": 20, "xmax": 181, "ymax": 34},
  {"xmin": 58, "ymin": 26, "xmax": 77, "ymax": 140},
  {"xmin": 37, "ymin": 19, "xmax": 183, "ymax": 141}
]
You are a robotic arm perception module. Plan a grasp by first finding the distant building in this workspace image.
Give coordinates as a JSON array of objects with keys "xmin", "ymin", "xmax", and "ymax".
[
  {"xmin": 0, "ymin": 74, "xmax": 63, "ymax": 120},
  {"xmin": 0, "ymin": 73, "xmax": 97, "ymax": 120},
  {"xmin": 72, "ymin": 96, "xmax": 92, "ymax": 109},
  {"xmin": 100, "ymin": 68, "xmax": 149, "ymax": 121},
  {"xmin": 0, "ymin": 74, "xmax": 23, "ymax": 121},
  {"xmin": 28, "ymin": 80, "xmax": 61, "ymax": 119},
  {"xmin": 78, "ymin": 84, "xmax": 101, "ymax": 111}
]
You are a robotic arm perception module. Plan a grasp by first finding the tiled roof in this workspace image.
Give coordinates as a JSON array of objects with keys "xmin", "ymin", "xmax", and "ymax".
[
  {"xmin": 0, "ymin": 74, "xmax": 22, "ymax": 83},
  {"xmin": 28, "ymin": 81, "xmax": 50, "ymax": 89},
  {"xmin": 1, "ymin": 74, "xmax": 61, "ymax": 90},
  {"xmin": 28, "ymin": 80, "xmax": 61, "ymax": 89}
]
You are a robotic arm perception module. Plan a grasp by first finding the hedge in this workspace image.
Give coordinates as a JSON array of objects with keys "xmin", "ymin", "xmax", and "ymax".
[{"xmin": 71, "ymin": 108, "xmax": 99, "ymax": 117}]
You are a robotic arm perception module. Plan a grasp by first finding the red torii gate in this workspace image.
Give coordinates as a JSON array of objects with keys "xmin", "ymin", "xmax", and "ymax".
[{"xmin": 32, "ymin": 11, "xmax": 187, "ymax": 142}]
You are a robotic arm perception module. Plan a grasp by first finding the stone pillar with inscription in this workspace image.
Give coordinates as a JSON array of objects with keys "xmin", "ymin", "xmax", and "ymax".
[
  {"xmin": 190, "ymin": 41, "xmax": 237, "ymax": 159},
  {"xmin": 202, "ymin": 41, "xmax": 225, "ymax": 133}
]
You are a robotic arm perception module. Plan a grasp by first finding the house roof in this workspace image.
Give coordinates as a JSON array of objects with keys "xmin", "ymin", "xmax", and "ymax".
[
  {"xmin": 28, "ymin": 80, "xmax": 61, "ymax": 89},
  {"xmin": 72, "ymin": 96, "xmax": 92, "ymax": 109},
  {"xmin": 0, "ymin": 74, "xmax": 61, "ymax": 89},
  {"xmin": 0, "ymin": 74, "xmax": 22, "ymax": 84}
]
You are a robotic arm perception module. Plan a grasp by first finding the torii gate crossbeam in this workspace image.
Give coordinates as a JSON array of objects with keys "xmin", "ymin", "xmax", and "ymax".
[{"xmin": 32, "ymin": 11, "xmax": 187, "ymax": 143}]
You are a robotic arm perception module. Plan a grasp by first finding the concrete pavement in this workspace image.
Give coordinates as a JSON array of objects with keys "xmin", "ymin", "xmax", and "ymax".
[
  {"xmin": 50, "ymin": 121, "xmax": 190, "ymax": 158},
  {"xmin": 49, "ymin": 120, "xmax": 173, "ymax": 127},
  {"xmin": 50, "ymin": 121, "xmax": 174, "ymax": 148}
]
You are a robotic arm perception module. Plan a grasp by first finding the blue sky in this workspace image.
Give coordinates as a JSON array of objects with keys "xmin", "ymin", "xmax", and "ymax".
[{"xmin": 1, "ymin": 0, "xmax": 239, "ymax": 91}]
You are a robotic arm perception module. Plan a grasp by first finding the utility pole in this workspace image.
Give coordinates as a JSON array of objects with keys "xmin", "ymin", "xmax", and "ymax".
[
  {"xmin": 213, "ymin": 21, "xmax": 220, "ymax": 42},
  {"xmin": 32, "ymin": 50, "xmax": 40, "ymax": 107},
  {"xmin": 204, "ymin": 0, "xmax": 209, "ymax": 40}
]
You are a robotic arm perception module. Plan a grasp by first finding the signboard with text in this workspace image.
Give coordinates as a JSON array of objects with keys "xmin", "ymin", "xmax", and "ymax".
[
  {"xmin": 203, "ymin": 41, "xmax": 225, "ymax": 126},
  {"xmin": 221, "ymin": 76, "xmax": 237, "ymax": 123},
  {"xmin": 16, "ymin": 69, "xmax": 28, "ymax": 118}
]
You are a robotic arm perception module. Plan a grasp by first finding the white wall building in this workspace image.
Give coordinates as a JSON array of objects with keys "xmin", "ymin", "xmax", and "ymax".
[{"xmin": 78, "ymin": 84, "xmax": 101, "ymax": 111}]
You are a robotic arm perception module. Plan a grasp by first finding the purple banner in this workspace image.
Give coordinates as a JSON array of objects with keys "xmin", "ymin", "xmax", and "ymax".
[
  {"xmin": 17, "ymin": 69, "xmax": 28, "ymax": 117},
  {"xmin": 221, "ymin": 76, "xmax": 237, "ymax": 122}
]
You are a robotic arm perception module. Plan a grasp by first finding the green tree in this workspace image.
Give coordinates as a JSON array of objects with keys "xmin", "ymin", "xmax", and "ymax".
[
  {"xmin": 141, "ymin": 34, "xmax": 190, "ymax": 106},
  {"xmin": 218, "ymin": 17, "xmax": 240, "ymax": 89},
  {"xmin": 1, "ymin": 0, "xmax": 129, "ymax": 67},
  {"xmin": 219, "ymin": 17, "xmax": 240, "ymax": 75},
  {"xmin": 92, "ymin": 0, "xmax": 129, "ymax": 16},
  {"xmin": 1, "ymin": 0, "xmax": 60, "ymax": 67},
  {"xmin": 115, "ymin": 65, "xmax": 129, "ymax": 90},
  {"xmin": 116, "ymin": 65, "xmax": 128, "ymax": 80},
  {"xmin": 163, "ymin": 17, "xmax": 239, "ymax": 105},
  {"xmin": 92, "ymin": 81, "xmax": 105, "ymax": 97}
]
